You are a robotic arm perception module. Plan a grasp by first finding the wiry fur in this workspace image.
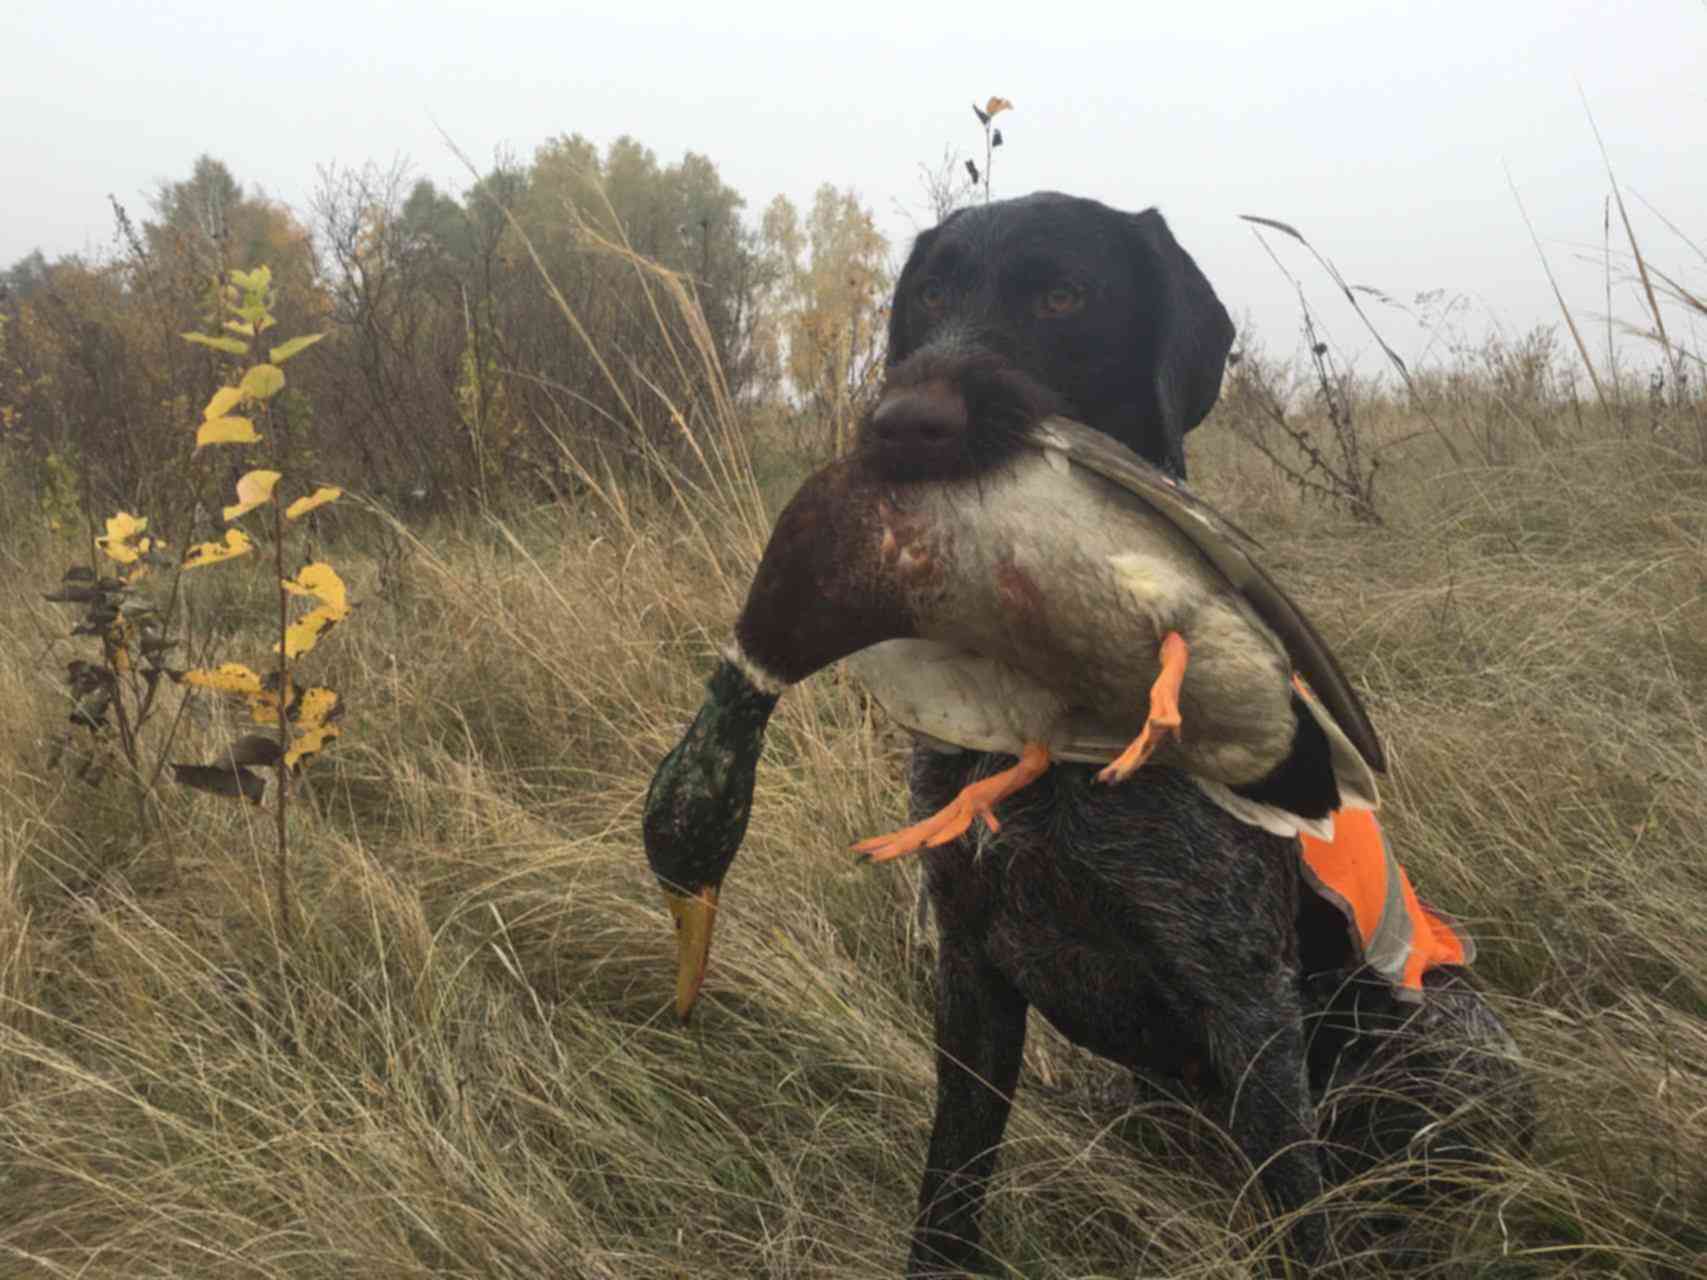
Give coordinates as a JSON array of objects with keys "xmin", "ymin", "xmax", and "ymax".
[{"xmin": 881, "ymin": 193, "xmax": 1533, "ymax": 1276}]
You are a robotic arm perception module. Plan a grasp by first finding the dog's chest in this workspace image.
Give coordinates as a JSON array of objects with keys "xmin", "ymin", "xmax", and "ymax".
[
  {"xmin": 917, "ymin": 751, "xmax": 1306, "ymax": 1075},
  {"xmin": 921, "ymin": 783, "xmax": 1226, "ymax": 1072}
]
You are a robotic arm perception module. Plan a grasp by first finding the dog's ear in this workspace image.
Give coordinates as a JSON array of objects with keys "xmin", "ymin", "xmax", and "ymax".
[{"xmin": 1126, "ymin": 209, "xmax": 1235, "ymax": 477}]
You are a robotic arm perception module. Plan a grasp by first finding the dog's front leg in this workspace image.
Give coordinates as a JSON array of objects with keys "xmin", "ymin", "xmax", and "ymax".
[
  {"xmin": 907, "ymin": 937, "xmax": 1028, "ymax": 1278},
  {"xmin": 1197, "ymin": 974, "xmax": 1327, "ymax": 1271}
]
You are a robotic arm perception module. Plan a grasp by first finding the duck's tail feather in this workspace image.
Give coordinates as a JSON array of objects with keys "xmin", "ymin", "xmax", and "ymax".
[
  {"xmin": 1193, "ymin": 776, "xmax": 1337, "ymax": 840},
  {"xmin": 1201, "ymin": 685, "xmax": 1378, "ymax": 839},
  {"xmin": 1298, "ymin": 678, "xmax": 1380, "ymax": 811}
]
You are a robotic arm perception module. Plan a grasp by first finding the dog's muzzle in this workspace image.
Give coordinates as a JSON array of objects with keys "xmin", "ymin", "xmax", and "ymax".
[{"xmin": 869, "ymin": 378, "xmax": 968, "ymax": 451}]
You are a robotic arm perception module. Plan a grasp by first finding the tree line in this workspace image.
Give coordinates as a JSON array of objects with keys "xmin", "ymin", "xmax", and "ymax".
[{"xmin": 0, "ymin": 140, "xmax": 894, "ymax": 530}]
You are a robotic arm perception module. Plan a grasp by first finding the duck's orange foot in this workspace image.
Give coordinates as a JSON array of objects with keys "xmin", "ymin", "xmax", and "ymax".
[
  {"xmin": 1097, "ymin": 631, "xmax": 1189, "ymax": 785},
  {"xmin": 854, "ymin": 742, "xmax": 1052, "ymax": 863}
]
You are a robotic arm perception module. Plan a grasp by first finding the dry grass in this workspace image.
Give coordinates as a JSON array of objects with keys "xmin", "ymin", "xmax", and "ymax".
[{"xmin": 2, "ymin": 237, "xmax": 1706, "ymax": 1279}]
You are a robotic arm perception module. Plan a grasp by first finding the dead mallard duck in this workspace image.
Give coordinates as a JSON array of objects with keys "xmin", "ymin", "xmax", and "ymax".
[{"xmin": 643, "ymin": 413, "xmax": 1383, "ymax": 1017}]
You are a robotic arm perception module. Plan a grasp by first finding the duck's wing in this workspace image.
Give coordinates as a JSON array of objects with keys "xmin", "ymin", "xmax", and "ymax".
[
  {"xmin": 1029, "ymin": 416, "xmax": 1386, "ymax": 775},
  {"xmin": 845, "ymin": 640, "xmax": 1076, "ymax": 758}
]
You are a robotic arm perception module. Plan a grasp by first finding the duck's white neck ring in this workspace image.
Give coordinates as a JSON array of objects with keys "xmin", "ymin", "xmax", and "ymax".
[{"xmin": 721, "ymin": 641, "xmax": 789, "ymax": 698}]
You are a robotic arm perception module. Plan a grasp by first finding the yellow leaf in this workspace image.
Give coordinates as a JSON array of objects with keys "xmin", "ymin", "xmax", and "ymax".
[
  {"xmin": 196, "ymin": 416, "xmax": 261, "ymax": 449},
  {"xmin": 229, "ymin": 266, "xmax": 272, "ymax": 292},
  {"xmin": 223, "ymin": 469, "xmax": 281, "ymax": 522},
  {"xmin": 183, "ymin": 663, "xmax": 264, "ymax": 695},
  {"xmin": 107, "ymin": 619, "xmax": 133, "ymax": 675},
  {"xmin": 277, "ymin": 605, "xmax": 343, "ymax": 658},
  {"xmin": 295, "ymin": 687, "xmax": 339, "ymax": 730},
  {"xmin": 277, "ymin": 565, "xmax": 352, "ymax": 657},
  {"xmin": 270, "ymin": 333, "xmax": 325, "ymax": 364},
  {"xmin": 101, "ymin": 511, "xmax": 146, "ymax": 542},
  {"xmin": 281, "ymin": 563, "xmax": 349, "ymax": 613},
  {"xmin": 96, "ymin": 512, "xmax": 149, "ymax": 564},
  {"xmin": 284, "ymin": 723, "xmax": 340, "ymax": 768},
  {"xmin": 224, "ymin": 319, "xmax": 256, "ymax": 337},
  {"xmin": 240, "ymin": 364, "xmax": 285, "ymax": 401},
  {"xmin": 285, "ymin": 486, "xmax": 341, "ymax": 520},
  {"xmin": 182, "ymin": 528, "xmax": 254, "ymax": 569},
  {"xmin": 203, "ymin": 386, "xmax": 243, "ymax": 420},
  {"xmin": 984, "ymin": 96, "xmax": 1014, "ymax": 117},
  {"xmin": 182, "ymin": 332, "xmax": 250, "ymax": 356}
]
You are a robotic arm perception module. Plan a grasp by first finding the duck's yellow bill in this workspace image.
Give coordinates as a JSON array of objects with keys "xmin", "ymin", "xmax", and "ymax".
[{"xmin": 663, "ymin": 886, "xmax": 718, "ymax": 1020}]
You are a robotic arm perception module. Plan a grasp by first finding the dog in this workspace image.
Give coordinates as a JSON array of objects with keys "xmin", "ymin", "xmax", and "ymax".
[{"xmin": 875, "ymin": 192, "xmax": 1532, "ymax": 1275}]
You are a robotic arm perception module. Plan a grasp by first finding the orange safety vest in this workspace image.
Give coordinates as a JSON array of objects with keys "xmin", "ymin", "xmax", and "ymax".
[{"xmin": 1299, "ymin": 807, "xmax": 1473, "ymax": 999}]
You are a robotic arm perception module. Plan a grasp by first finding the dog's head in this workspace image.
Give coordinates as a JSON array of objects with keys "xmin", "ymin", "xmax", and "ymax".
[{"xmin": 867, "ymin": 192, "xmax": 1234, "ymax": 481}]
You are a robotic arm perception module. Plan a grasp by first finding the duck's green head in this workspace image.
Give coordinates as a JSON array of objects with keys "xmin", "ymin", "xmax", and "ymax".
[{"xmin": 643, "ymin": 656, "xmax": 781, "ymax": 1020}]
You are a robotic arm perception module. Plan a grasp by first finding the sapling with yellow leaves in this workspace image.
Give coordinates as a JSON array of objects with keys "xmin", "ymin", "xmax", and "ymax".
[
  {"xmin": 44, "ymin": 265, "xmax": 347, "ymax": 925},
  {"xmin": 171, "ymin": 265, "xmax": 346, "ymax": 932}
]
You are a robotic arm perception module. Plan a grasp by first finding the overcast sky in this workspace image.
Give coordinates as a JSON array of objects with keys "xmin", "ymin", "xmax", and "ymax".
[{"xmin": 5, "ymin": 0, "xmax": 1703, "ymax": 365}]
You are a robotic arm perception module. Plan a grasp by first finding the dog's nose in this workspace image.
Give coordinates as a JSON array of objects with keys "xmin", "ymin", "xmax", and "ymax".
[{"xmin": 870, "ymin": 379, "xmax": 967, "ymax": 446}]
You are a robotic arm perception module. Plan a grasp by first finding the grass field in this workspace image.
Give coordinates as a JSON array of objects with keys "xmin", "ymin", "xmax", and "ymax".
[{"xmin": 2, "ymin": 272, "xmax": 1705, "ymax": 1277}]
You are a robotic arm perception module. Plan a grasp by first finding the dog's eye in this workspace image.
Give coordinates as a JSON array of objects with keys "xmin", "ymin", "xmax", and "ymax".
[
  {"xmin": 1036, "ymin": 284, "xmax": 1085, "ymax": 318},
  {"xmin": 917, "ymin": 280, "xmax": 948, "ymax": 313}
]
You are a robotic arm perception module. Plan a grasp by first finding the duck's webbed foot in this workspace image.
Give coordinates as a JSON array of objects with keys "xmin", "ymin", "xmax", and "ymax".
[
  {"xmin": 1097, "ymin": 630, "xmax": 1188, "ymax": 785},
  {"xmin": 853, "ymin": 742, "xmax": 1051, "ymax": 864}
]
